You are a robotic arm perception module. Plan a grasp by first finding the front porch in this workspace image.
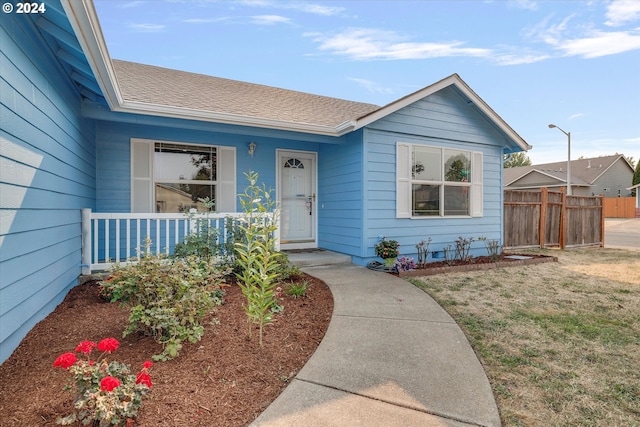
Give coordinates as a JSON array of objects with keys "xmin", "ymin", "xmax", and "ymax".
[{"xmin": 81, "ymin": 209, "xmax": 277, "ymax": 274}]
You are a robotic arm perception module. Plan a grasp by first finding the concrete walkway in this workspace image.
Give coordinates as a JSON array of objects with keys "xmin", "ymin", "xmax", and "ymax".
[{"xmin": 251, "ymin": 263, "xmax": 501, "ymax": 427}]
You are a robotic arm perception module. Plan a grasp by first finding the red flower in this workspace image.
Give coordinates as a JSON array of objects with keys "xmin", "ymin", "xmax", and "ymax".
[
  {"xmin": 136, "ymin": 372, "xmax": 152, "ymax": 388},
  {"xmin": 97, "ymin": 338, "xmax": 119, "ymax": 353},
  {"xmin": 100, "ymin": 376, "xmax": 121, "ymax": 392},
  {"xmin": 53, "ymin": 352, "xmax": 77, "ymax": 369},
  {"xmin": 142, "ymin": 361, "xmax": 153, "ymax": 369},
  {"xmin": 75, "ymin": 340, "xmax": 97, "ymax": 354}
]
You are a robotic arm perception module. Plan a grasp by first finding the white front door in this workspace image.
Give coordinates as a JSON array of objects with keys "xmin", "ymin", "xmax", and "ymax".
[{"xmin": 277, "ymin": 150, "xmax": 317, "ymax": 249}]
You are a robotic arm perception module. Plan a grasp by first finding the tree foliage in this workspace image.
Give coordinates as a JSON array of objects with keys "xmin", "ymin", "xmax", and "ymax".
[
  {"xmin": 632, "ymin": 160, "xmax": 640, "ymax": 196},
  {"xmin": 503, "ymin": 152, "xmax": 532, "ymax": 168}
]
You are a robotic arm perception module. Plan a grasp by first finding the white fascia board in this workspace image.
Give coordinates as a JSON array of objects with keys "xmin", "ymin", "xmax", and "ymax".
[
  {"xmin": 354, "ymin": 74, "xmax": 532, "ymax": 152},
  {"xmin": 117, "ymin": 101, "xmax": 348, "ymax": 136},
  {"xmin": 60, "ymin": 0, "xmax": 122, "ymax": 108}
]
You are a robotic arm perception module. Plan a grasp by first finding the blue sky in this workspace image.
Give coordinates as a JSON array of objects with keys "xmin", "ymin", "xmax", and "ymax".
[{"xmin": 94, "ymin": 0, "xmax": 640, "ymax": 165}]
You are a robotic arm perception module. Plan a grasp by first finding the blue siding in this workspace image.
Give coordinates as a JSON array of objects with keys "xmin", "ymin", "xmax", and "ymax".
[
  {"xmin": 95, "ymin": 119, "xmax": 323, "ymax": 213},
  {"xmin": 318, "ymin": 131, "xmax": 364, "ymax": 255},
  {"xmin": 0, "ymin": 14, "xmax": 96, "ymax": 361},
  {"xmin": 356, "ymin": 86, "xmax": 507, "ymax": 265}
]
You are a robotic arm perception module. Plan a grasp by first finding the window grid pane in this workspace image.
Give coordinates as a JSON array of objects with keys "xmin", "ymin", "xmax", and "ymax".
[
  {"xmin": 408, "ymin": 145, "xmax": 472, "ymax": 217},
  {"xmin": 153, "ymin": 143, "xmax": 217, "ymax": 213},
  {"xmin": 412, "ymin": 184, "xmax": 440, "ymax": 216}
]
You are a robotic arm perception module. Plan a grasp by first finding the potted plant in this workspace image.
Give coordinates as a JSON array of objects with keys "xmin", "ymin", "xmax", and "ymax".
[{"xmin": 374, "ymin": 236, "xmax": 400, "ymax": 266}]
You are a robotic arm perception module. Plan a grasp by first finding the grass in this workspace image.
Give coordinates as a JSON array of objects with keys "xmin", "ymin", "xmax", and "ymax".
[{"xmin": 408, "ymin": 248, "xmax": 640, "ymax": 427}]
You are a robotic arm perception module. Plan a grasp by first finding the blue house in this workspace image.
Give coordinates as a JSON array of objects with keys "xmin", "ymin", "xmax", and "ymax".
[{"xmin": 0, "ymin": 0, "xmax": 530, "ymax": 362}]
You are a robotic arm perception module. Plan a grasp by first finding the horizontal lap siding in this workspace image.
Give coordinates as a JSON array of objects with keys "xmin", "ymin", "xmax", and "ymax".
[
  {"xmin": 96, "ymin": 120, "xmax": 321, "ymax": 212},
  {"xmin": 360, "ymin": 86, "xmax": 506, "ymax": 264},
  {"xmin": 0, "ymin": 15, "xmax": 96, "ymax": 361},
  {"xmin": 318, "ymin": 132, "xmax": 363, "ymax": 255}
]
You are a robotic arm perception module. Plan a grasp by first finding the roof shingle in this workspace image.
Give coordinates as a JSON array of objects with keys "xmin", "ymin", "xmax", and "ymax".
[{"xmin": 112, "ymin": 60, "xmax": 380, "ymax": 128}]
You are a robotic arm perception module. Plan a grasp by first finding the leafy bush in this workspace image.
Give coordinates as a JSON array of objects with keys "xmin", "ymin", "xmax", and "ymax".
[
  {"xmin": 374, "ymin": 236, "xmax": 399, "ymax": 259},
  {"xmin": 100, "ymin": 239, "xmax": 228, "ymax": 360}
]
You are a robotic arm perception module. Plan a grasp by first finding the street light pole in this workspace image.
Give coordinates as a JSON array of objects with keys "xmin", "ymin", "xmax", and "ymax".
[{"xmin": 548, "ymin": 124, "xmax": 571, "ymax": 195}]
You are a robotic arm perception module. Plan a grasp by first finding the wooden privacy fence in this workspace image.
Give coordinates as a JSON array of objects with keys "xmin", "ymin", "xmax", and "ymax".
[
  {"xmin": 603, "ymin": 197, "xmax": 636, "ymax": 218},
  {"xmin": 504, "ymin": 188, "xmax": 604, "ymax": 249}
]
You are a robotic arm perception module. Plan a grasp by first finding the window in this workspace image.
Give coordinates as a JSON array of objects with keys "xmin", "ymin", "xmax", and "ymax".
[
  {"xmin": 397, "ymin": 143, "xmax": 483, "ymax": 218},
  {"xmin": 131, "ymin": 139, "xmax": 236, "ymax": 213},
  {"xmin": 154, "ymin": 143, "xmax": 216, "ymax": 212}
]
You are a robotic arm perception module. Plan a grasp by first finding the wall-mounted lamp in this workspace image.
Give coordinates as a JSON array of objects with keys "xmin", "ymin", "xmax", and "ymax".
[{"xmin": 248, "ymin": 141, "xmax": 256, "ymax": 157}]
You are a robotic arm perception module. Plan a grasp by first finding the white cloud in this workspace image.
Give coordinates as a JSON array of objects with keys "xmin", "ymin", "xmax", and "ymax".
[
  {"xmin": 236, "ymin": 0, "xmax": 344, "ymax": 16},
  {"xmin": 493, "ymin": 51, "xmax": 550, "ymax": 65},
  {"xmin": 605, "ymin": 0, "xmax": 640, "ymax": 27},
  {"xmin": 510, "ymin": 0, "xmax": 538, "ymax": 11},
  {"xmin": 568, "ymin": 113, "xmax": 586, "ymax": 120},
  {"xmin": 308, "ymin": 28, "xmax": 491, "ymax": 61},
  {"xmin": 347, "ymin": 77, "xmax": 394, "ymax": 94},
  {"xmin": 128, "ymin": 23, "xmax": 166, "ymax": 32},
  {"xmin": 557, "ymin": 29, "xmax": 640, "ymax": 57},
  {"xmin": 250, "ymin": 15, "xmax": 292, "ymax": 25}
]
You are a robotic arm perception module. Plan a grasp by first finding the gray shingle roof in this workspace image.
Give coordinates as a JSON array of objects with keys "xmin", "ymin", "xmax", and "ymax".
[
  {"xmin": 112, "ymin": 60, "xmax": 380, "ymax": 128},
  {"xmin": 504, "ymin": 154, "xmax": 628, "ymax": 186}
]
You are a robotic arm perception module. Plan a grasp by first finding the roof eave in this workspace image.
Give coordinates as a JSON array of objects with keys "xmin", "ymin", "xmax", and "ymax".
[
  {"xmin": 117, "ymin": 101, "xmax": 352, "ymax": 136},
  {"xmin": 60, "ymin": 0, "xmax": 122, "ymax": 108}
]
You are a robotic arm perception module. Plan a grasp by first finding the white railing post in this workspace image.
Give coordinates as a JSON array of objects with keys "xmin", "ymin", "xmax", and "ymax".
[{"xmin": 81, "ymin": 208, "xmax": 92, "ymax": 275}]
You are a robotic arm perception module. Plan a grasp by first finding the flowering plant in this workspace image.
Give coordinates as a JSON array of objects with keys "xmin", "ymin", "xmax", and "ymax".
[
  {"xmin": 393, "ymin": 256, "xmax": 416, "ymax": 272},
  {"xmin": 53, "ymin": 337, "xmax": 153, "ymax": 426},
  {"xmin": 374, "ymin": 236, "xmax": 400, "ymax": 259}
]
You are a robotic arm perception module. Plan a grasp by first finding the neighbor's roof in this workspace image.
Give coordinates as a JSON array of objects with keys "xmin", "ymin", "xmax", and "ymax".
[
  {"xmin": 112, "ymin": 60, "xmax": 380, "ymax": 130},
  {"xmin": 504, "ymin": 154, "xmax": 632, "ymax": 186}
]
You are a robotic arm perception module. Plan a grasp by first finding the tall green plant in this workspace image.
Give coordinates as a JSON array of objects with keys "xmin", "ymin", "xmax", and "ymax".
[{"xmin": 234, "ymin": 171, "xmax": 281, "ymax": 347}]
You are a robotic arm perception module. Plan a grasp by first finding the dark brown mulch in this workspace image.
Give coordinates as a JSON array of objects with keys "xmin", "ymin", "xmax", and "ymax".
[{"xmin": 0, "ymin": 275, "xmax": 333, "ymax": 427}]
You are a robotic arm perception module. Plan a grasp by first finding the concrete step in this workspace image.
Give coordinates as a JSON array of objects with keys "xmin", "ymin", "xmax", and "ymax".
[{"xmin": 284, "ymin": 249, "xmax": 352, "ymax": 267}]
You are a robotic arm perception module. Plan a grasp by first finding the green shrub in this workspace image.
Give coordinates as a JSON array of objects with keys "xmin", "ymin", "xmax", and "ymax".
[
  {"xmin": 100, "ymin": 238, "xmax": 228, "ymax": 360},
  {"xmin": 285, "ymin": 281, "xmax": 309, "ymax": 299}
]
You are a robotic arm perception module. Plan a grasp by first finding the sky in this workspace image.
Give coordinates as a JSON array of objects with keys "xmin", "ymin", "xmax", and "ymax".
[{"xmin": 93, "ymin": 0, "xmax": 640, "ymax": 165}]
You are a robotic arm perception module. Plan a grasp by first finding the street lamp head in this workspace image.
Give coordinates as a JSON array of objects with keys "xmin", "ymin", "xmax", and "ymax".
[{"xmin": 548, "ymin": 124, "xmax": 557, "ymax": 129}]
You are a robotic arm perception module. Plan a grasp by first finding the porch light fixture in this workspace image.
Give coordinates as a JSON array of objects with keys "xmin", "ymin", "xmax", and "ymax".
[
  {"xmin": 248, "ymin": 141, "xmax": 256, "ymax": 157},
  {"xmin": 548, "ymin": 124, "xmax": 571, "ymax": 195}
]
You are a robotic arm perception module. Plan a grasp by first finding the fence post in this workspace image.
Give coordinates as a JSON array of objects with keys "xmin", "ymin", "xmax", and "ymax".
[
  {"xmin": 600, "ymin": 195, "xmax": 605, "ymax": 247},
  {"xmin": 81, "ymin": 208, "xmax": 92, "ymax": 275},
  {"xmin": 559, "ymin": 188, "xmax": 567, "ymax": 249},
  {"xmin": 539, "ymin": 187, "xmax": 547, "ymax": 248}
]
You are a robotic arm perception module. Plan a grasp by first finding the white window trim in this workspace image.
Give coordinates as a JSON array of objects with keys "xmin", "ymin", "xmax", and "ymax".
[
  {"xmin": 130, "ymin": 138, "xmax": 236, "ymax": 213},
  {"xmin": 396, "ymin": 142, "xmax": 483, "ymax": 219}
]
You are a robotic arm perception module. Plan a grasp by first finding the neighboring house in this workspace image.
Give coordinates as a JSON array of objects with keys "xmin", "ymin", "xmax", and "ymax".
[
  {"xmin": 504, "ymin": 154, "xmax": 635, "ymax": 197},
  {"xmin": 0, "ymin": 0, "xmax": 530, "ymax": 362}
]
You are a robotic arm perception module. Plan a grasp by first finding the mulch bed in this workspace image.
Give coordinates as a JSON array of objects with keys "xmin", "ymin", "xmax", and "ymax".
[
  {"xmin": 0, "ymin": 275, "xmax": 333, "ymax": 427},
  {"xmin": 397, "ymin": 253, "xmax": 557, "ymax": 277}
]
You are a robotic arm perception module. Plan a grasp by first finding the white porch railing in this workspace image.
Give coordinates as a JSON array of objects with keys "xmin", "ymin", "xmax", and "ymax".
[{"xmin": 81, "ymin": 209, "xmax": 280, "ymax": 274}]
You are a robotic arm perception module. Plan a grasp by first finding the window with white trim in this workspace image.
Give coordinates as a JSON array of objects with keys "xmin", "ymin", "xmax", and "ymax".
[
  {"xmin": 131, "ymin": 139, "xmax": 236, "ymax": 213},
  {"xmin": 396, "ymin": 142, "xmax": 483, "ymax": 218},
  {"xmin": 154, "ymin": 143, "xmax": 216, "ymax": 212}
]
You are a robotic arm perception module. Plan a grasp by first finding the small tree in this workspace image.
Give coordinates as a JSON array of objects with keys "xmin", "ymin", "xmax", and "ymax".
[
  {"xmin": 504, "ymin": 152, "xmax": 532, "ymax": 168},
  {"xmin": 234, "ymin": 171, "xmax": 281, "ymax": 347}
]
